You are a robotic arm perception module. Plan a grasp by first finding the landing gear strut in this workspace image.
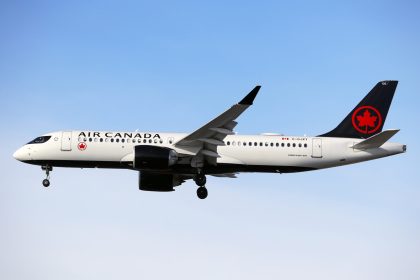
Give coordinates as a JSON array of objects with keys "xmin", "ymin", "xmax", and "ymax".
[
  {"xmin": 194, "ymin": 172, "xmax": 208, "ymax": 199},
  {"xmin": 41, "ymin": 165, "xmax": 52, "ymax": 187}
]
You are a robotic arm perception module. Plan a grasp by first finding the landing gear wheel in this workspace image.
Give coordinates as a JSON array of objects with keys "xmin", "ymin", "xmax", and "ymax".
[
  {"xmin": 41, "ymin": 165, "xmax": 52, "ymax": 188},
  {"xmin": 197, "ymin": 186, "xmax": 208, "ymax": 199},
  {"xmin": 42, "ymin": 179, "xmax": 50, "ymax": 187},
  {"xmin": 194, "ymin": 174, "xmax": 207, "ymax": 187}
]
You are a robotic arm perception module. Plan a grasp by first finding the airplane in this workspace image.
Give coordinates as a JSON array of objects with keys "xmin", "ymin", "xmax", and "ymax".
[{"xmin": 13, "ymin": 80, "xmax": 406, "ymax": 199}]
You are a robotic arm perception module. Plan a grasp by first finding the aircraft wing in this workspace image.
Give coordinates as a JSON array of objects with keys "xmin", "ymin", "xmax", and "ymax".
[{"xmin": 174, "ymin": 86, "xmax": 261, "ymax": 165}]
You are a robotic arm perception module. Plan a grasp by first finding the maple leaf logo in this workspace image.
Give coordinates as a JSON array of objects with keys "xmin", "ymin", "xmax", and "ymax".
[
  {"xmin": 78, "ymin": 142, "xmax": 87, "ymax": 151},
  {"xmin": 357, "ymin": 110, "xmax": 377, "ymax": 131},
  {"xmin": 351, "ymin": 106, "xmax": 382, "ymax": 134}
]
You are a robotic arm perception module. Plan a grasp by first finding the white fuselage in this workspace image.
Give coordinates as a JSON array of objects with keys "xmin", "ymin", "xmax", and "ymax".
[{"xmin": 13, "ymin": 130, "xmax": 406, "ymax": 174}]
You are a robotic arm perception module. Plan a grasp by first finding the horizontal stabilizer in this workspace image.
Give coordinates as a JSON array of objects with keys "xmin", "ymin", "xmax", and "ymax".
[{"xmin": 352, "ymin": 129, "xmax": 399, "ymax": 150}]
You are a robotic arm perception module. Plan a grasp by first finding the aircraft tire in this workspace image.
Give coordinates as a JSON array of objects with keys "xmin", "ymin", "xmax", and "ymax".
[
  {"xmin": 194, "ymin": 174, "xmax": 206, "ymax": 187},
  {"xmin": 42, "ymin": 179, "xmax": 50, "ymax": 187},
  {"xmin": 197, "ymin": 187, "xmax": 208, "ymax": 199}
]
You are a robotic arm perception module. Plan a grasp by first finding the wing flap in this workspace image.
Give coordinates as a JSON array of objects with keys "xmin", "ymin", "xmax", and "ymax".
[
  {"xmin": 198, "ymin": 138, "xmax": 226, "ymax": 146},
  {"xmin": 209, "ymin": 127, "xmax": 235, "ymax": 135},
  {"xmin": 224, "ymin": 121, "xmax": 238, "ymax": 130}
]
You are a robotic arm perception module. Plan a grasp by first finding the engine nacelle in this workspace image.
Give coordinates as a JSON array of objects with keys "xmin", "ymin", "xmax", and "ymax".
[
  {"xmin": 139, "ymin": 172, "xmax": 174, "ymax": 192},
  {"xmin": 134, "ymin": 145, "xmax": 178, "ymax": 170}
]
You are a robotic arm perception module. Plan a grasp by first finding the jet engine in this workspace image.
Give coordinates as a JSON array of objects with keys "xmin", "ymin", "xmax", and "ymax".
[
  {"xmin": 139, "ymin": 172, "xmax": 175, "ymax": 192},
  {"xmin": 133, "ymin": 145, "xmax": 178, "ymax": 170}
]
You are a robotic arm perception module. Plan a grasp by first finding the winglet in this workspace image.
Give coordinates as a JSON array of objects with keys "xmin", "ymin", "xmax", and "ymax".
[{"xmin": 239, "ymin": 85, "xmax": 261, "ymax": 105}]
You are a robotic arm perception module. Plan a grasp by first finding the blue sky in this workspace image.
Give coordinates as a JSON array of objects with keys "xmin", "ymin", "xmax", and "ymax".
[{"xmin": 1, "ymin": 1, "xmax": 419, "ymax": 279}]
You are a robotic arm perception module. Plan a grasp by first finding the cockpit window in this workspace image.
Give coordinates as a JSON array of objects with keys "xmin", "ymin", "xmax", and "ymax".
[{"xmin": 27, "ymin": 136, "xmax": 51, "ymax": 144}]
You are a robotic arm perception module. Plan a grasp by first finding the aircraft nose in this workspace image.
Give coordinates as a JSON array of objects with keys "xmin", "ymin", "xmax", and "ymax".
[{"xmin": 13, "ymin": 147, "xmax": 27, "ymax": 161}]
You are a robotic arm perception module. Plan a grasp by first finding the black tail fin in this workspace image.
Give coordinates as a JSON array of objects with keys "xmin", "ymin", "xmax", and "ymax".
[{"xmin": 320, "ymin": 80, "xmax": 398, "ymax": 139}]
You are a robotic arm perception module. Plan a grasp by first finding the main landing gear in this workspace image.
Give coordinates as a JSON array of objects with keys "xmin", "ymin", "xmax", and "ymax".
[
  {"xmin": 41, "ymin": 165, "xmax": 52, "ymax": 187},
  {"xmin": 194, "ymin": 172, "xmax": 208, "ymax": 199}
]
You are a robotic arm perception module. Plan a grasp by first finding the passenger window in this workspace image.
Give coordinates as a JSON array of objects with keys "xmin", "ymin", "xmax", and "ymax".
[
  {"xmin": 111, "ymin": 138, "xmax": 114, "ymax": 143},
  {"xmin": 287, "ymin": 143, "xmax": 290, "ymax": 147},
  {"xmin": 249, "ymin": 142, "xmax": 252, "ymax": 146},
  {"xmin": 304, "ymin": 143, "xmax": 308, "ymax": 148},
  {"xmin": 238, "ymin": 141, "xmax": 241, "ymax": 146},
  {"xmin": 149, "ymin": 139, "xmax": 152, "ymax": 143},
  {"xmin": 298, "ymin": 143, "xmax": 302, "ymax": 147},
  {"xmin": 116, "ymin": 138, "xmax": 120, "ymax": 143},
  {"xmin": 259, "ymin": 142, "xmax": 263, "ymax": 146},
  {"xmin": 292, "ymin": 143, "xmax": 296, "ymax": 147},
  {"xmin": 254, "ymin": 142, "xmax": 258, "ymax": 146},
  {"xmin": 270, "ymin": 143, "xmax": 273, "ymax": 147},
  {"xmin": 276, "ymin": 143, "xmax": 279, "ymax": 147},
  {"xmin": 243, "ymin": 142, "xmax": 247, "ymax": 146},
  {"xmin": 121, "ymin": 139, "xmax": 125, "ymax": 143},
  {"xmin": 100, "ymin": 138, "xmax": 103, "ymax": 142},
  {"xmin": 265, "ymin": 142, "xmax": 268, "ymax": 147},
  {"xmin": 281, "ymin": 143, "xmax": 285, "ymax": 147},
  {"xmin": 227, "ymin": 141, "xmax": 231, "ymax": 145},
  {"xmin": 232, "ymin": 141, "xmax": 236, "ymax": 146},
  {"xmin": 89, "ymin": 138, "xmax": 92, "ymax": 142},
  {"xmin": 143, "ymin": 139, "xmax": 147, "ymax": 143},
  {"xmin": 94, "ymin": 138, "xmax": 98, "ymax": 142}
]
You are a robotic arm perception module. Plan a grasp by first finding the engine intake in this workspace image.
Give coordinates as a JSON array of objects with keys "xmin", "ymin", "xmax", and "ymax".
[{"xmin": 134, "ymin": 145, "xmax": 178, "ymax": 170}]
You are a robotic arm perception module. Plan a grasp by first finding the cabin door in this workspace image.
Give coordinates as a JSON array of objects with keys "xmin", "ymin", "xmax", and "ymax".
[
  {"xmin": 61, "ymin": 131, "xmax": 72, "ymax": 151},
  {"xmin": 312, "ymin": 138, "xmax": 322, "ymax": 158}
]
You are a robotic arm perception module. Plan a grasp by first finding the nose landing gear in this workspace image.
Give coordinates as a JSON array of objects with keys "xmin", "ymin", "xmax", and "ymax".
[
  {"xmin": 194, "ymin": 172, "xmax": 208, "ymax": 199},
  {"xmin": 41, "ymin": 165, "xmax": 52, "ymax": 187}
]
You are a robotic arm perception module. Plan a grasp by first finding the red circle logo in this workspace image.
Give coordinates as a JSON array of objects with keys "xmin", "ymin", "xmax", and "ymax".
[
  {"xmin": 78, "ymin": 142, "xmax": 87, "ymax": 151},
  {"xmin": 352, "ymin": 106, "xmax": 382, "ymax": 134}
]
